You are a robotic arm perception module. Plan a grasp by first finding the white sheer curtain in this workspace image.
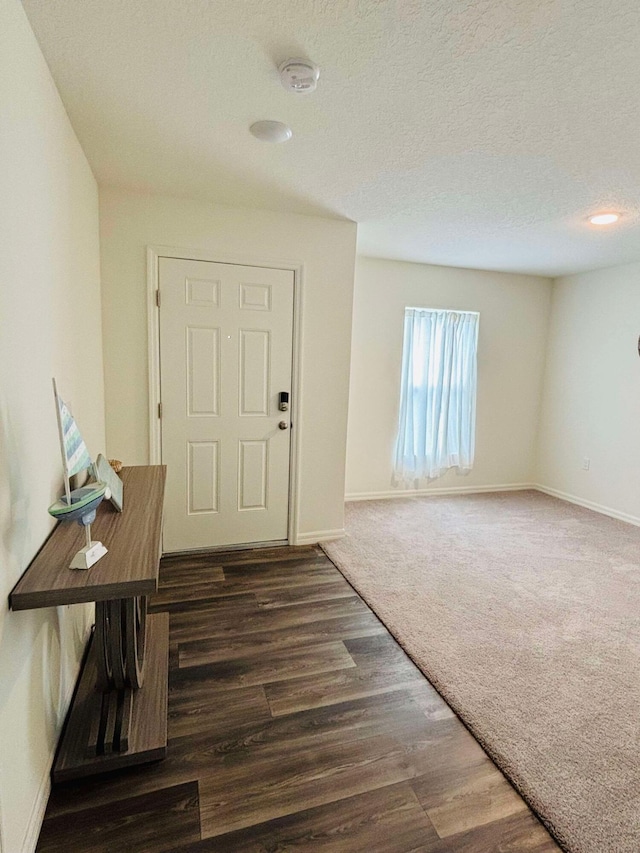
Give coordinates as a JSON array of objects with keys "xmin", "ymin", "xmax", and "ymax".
[{"xmin": 393, "ymin": 308, "xmax": 479, "ymax": 483}]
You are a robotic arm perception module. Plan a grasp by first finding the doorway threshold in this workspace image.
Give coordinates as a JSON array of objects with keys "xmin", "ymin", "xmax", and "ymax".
[{"xmin": 163, "ymin": 539, "xmax": 289, "ymax": 557}]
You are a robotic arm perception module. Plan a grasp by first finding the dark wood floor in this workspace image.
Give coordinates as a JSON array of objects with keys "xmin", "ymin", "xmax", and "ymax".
[{"xmin": 37, "ymin": 544, "xmax": 562, "ymax": 852}]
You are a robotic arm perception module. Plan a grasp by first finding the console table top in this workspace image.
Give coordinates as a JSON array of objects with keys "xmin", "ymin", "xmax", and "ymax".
[{"xmin": 10, "ymin": 466, "xmax": 166, "ymax": 610}]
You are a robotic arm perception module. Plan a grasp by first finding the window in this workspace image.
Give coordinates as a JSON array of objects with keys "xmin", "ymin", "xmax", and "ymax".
[{"xmin": 393, "ymin": 308, "xmax": 479, "ymax": 482}]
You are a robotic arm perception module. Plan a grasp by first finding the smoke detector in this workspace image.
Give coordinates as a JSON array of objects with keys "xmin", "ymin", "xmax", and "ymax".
[{"xmin": 278, "ymin": 58, "xmax": 320, "ymax": 93}]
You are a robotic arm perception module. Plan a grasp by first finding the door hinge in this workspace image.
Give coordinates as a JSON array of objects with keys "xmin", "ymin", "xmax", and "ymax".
[
  {"xmin": 158, "ymin": 402, "xmax": 162, "ymax": 419},
  {"xmin": 155, "ymin": 290, "xmax": 161, "ymax": 308}
]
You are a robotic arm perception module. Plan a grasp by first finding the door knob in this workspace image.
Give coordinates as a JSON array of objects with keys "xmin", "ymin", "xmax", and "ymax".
[{"xmin": 278, "ymin": 421, "xmax": 289, "ymax": 430}]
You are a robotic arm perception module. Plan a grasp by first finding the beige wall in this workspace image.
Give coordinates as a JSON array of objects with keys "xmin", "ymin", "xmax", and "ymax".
[
  {"xmin": 0, "ymin": 1, "xmax": 104, "ymax": 850},
  {"xmin": 536, "ymin": 261, "xmax": 640, "ymax": 522},
  {"xmin": 99, "ymin": 188, "xmax": 357, "ymax": 542},
  {"xmin": 346, "ymin": 257, "xmax": 552, "ymax": 498}
]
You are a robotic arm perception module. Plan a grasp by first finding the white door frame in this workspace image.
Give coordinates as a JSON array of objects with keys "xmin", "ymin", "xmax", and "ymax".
[{"xmin": 146, "ymin": 245, "xmax": 304, "ymax": 547}]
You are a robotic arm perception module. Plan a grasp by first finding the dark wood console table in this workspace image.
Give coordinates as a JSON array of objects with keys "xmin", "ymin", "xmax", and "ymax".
[{"xmin": 10, "ymin": 466, "xmax": 168, "ymax": 782}]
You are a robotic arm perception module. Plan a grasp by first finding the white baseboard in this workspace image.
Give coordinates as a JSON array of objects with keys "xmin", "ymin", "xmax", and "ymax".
[
  {"xmin": 346, "ymin": 482, "xmax": 640, "ymax": 527},
  {"xmin": 21, "ymin": 621, "xmax": 92, "ymax": 853},
  {"xmin": 21, "ymin": 753, "xmax": 52, "ymax": 853},
  {"xmin": 345, "ymin": 483, "xmax": 535, "ymax": 502},
  {"xmin": 533, "ymin": 484, "xmax": 640, "ymax": 527},
  {"xmin": 294, "ymin": 528, "xmax": 346, "ymax": 545}
]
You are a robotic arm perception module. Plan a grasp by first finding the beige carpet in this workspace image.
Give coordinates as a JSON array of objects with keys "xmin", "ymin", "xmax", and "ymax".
[{"xmin": 322, "ymin": 491, "xmax": 640, "ymax": 853}]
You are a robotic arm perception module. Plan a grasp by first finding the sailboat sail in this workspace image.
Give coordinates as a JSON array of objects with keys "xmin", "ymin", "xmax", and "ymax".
[
  {"xmin": 57, "ymin": 394, "xmax": 92, "ymax": 478},
  {"xmin": 49, "ymin": 379, "xmax": 109, "ymax": 568}
]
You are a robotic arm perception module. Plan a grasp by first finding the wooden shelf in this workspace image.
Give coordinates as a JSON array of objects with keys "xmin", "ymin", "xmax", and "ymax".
[
  {"xmin": 53, "ymin": 613, "xmax": 169, "ymax": 782},
  {"xmin": 10, "ymin": 466, "xmax": 166, "ymax": 610},
  {"xmin": 9, "ymin": 465, "xmax": 168, "ymax": 782}
]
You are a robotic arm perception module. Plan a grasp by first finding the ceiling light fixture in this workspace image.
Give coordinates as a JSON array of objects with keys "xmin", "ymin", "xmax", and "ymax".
[
  {"xmin": 249, "ymin": 120, "xmax": 292, "ymax": 143},
  {"xmin": 279, "ymin": 58, "xmax": 320, "ymax": 93},
  {"xmin": 588, "ymin": 212, "xmax": 620, "ymax": 226}
]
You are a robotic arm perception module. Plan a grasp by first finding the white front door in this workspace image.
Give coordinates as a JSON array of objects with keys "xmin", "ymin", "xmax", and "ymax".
[{"xmin": 159, "ymin": 257, "xmax": 294, "ymax": 552}]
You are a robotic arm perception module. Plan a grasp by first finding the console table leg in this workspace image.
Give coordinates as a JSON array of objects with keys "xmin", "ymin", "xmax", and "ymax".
[
  {"xmin": 94, "ymin": 595, "xmax": 148, "ymax": 693},
  {"xmin": 94, "ymin": 601, "xmax": 112, "ymax": 691},
  {"xmin": 91, "ymin": 595, "xmax": 149, "ymax": 756},
  {"xmin": 103, "ymin": 690, "xmax": 120, "ymax": 753},
  {"xmin": 108, "ymin": 599, "xmax": 127, "ymax": 691},
  {"xmin": 124, "ymin": 595, "xmax": 147, "ymax": 689},
  {"xmin": 52, "ymin": 612, "xmax": 169, "ymax": 782},
  {"xmin": 119, "ymin": 688, "xmax": 134, "ymax": 752}
]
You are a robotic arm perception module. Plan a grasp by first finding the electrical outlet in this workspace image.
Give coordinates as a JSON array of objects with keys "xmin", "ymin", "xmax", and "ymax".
[{"xmin": 582, "ymin": 457, "xmax": 590, "ymax": 471}]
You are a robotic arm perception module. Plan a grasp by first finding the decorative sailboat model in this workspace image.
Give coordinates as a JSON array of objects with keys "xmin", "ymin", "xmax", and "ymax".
[{"xmin": 48, "ymin": 379, "xmax": 111, "ymax": 569}]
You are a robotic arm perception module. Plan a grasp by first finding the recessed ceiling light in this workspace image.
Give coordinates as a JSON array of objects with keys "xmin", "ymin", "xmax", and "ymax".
[
  {"xmin": 588, "ymin": 212, "xmax": 620, "ymax": 226},
  {"xmin": 249, "ymin": 120, "xmax": 293, "ymax": 143}
]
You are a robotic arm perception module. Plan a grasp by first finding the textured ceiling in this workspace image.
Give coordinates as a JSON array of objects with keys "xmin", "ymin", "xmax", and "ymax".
[{"xmin": 21, "ymin": 0, "xmax": 640, "ymax": 276}]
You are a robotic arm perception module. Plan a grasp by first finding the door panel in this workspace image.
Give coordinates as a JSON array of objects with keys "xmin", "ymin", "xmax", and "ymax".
[
  {"xmin": 159, "ymin": 258, "xmax": 294, "ymax": 552},
  {"xmin": 187, "ymin": 326, "xmax": 220, "ymax": 416}
]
